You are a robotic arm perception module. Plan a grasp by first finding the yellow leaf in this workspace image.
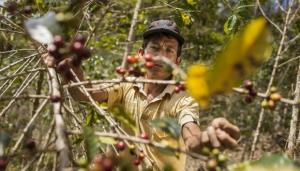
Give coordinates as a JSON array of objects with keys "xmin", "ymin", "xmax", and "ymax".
[
  {"xmin": 187, "ymin": 0, "xmax": 197, "ymax": 5},
  {"xmin": 207, "ymin": 17, "xmax": 272, "ymax": 94},
  {"xmin": 186, "ymin": 17, "xmax": 273, "ymax": 108},
  {"xmin": 186, "ymin": 64, "xmax": 210, "ymax": 108},
  {"xmin": 181, "ymin": 12, "xmax": 192, "ymax": 26}
]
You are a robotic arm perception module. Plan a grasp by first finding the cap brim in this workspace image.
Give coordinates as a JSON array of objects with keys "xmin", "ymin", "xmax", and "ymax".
[{"xmin": 143, "ymin": 28, "xmax": 185, "ymax": 45}]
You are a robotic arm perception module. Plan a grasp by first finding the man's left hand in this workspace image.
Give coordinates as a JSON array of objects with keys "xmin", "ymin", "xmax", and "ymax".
[
  {"xmin": 210, "ymin": 117, "xmax": 240, "ymax": 149},
  {"xmin": 182, "ymin": 117, "xmax": 240, "ymax": 153}
]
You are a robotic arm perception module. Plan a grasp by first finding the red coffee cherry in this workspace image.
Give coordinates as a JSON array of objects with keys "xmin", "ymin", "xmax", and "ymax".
[
  {"xmin": 116, "ymin": 141, "xmax": 126, "ymax": 151},
  {"xmin": 138, "ymin": 152, "xmax": 145, "ymax": 160},
  {"xmin": 127, "ymin": 56, "xmax": 139, "ymax": 63},
  {"xmin": 74, "ymin": 34, "xmax": 86, "ymax": 44},
  {"xmin": 0, "ymin": 158, "xmax": 8, "ymax": 170},
  {"xmin": 174, "ymin": 86, "xmax": 181, "ymax": 93},
  {"xmin": 243, "ymin": 80, "xmax": 253, "ymax": 90},
  {"xmin": 71, "ymin": 42, "xmax": 84, "ymax": 53},
  {"xmin": 139, "ymin": 133, "xmax": 149, "ymax": 140},
  {"xmin": 5, "ymin": 1, "xmax": 17, "ymax": 13},
  {"xmin": 53, "ymin": 35, "xmax": 65, "ymax": 48},
  {"xmin": 101, "ymin": 158, "xmax": 113, "ymax": 171},
  {"xmin": 133, "ymin": 159, "xmax": 140, "ymax": 166},
  {"xmin": 115, "ymin": 66, "xmax": 126, "ymax": 75}
]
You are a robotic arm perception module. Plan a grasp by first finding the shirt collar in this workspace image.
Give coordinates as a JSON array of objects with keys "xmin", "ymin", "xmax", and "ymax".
[{"xmin": 133, "ymin": 82, "xmax": 175, "ymax": 101}]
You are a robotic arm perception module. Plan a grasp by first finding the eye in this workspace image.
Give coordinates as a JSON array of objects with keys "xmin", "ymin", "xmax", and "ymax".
[
  {"xmin": 166, "ymin": 47, "xmax": 176, "ymax": 54},
  {"xmin": 150, "ymin": 45, "xmax": 159, "ymax": 51}
]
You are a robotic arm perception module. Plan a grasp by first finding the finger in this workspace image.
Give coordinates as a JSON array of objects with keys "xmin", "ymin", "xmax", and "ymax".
[
  {"xmin": 207, "ymin": 126, "xmax": 221, "ymax": 148},
  {"xmin": 211, "ymin": 118, "xmax": 240, "ymax": 140},
  {"xmin": 201, "ymin": 131, "xmax": 210, "ymax": 145},
  {"xmin": 56, "ymin": 58, "xmax": 71, "ymax": 73},
  {"xmin": 216, "ymin": 128, "xmax": 238, "ymax": 149}
]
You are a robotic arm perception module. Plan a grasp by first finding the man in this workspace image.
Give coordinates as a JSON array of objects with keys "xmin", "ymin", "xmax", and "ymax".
[{"xmin": 43, "ymin": 19, "xmax": 240, "ymax": 171}]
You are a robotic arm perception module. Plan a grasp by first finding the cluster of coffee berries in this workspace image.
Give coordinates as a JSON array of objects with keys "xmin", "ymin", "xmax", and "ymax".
[
  {"xmin": 88, "ymin": 154, "xmax": 115, "ymax": 171},
  {"xmin": 4, "ymin": 1, "xmax": 17, "ymax": 13},
  {"xmin": 132, "ymin": 150, "xmax": 146, "ymax": 166},
  {"xmin": 243, "ymin": 80, "xmax": 257, "ymax": 103},
  {"xmin": 48, "ymin": 34, "xmax": 91, "ymax": 64},
  {"xmin": 201, "ymin": 148, "xmax": 227, "ymax": 171},
  {"xmin": 47, "ymin": 34, "xmax": 91, "ymax": 79},
  {"xmin": 127, "ymin": 133, "xmax": 149, "ymax": 167},
  {"xmin": 174, "ymin": 82, "xmax": 186, "ymax": 93},
  {"xmin": 115, "ymin": 53, "xmax": 161, "ymax": 77},
  {"xmin": 115, "ymin": 55, "xmax": 145, "ymax": 77},
  {"xmin": 4, "ymin": 1, "xmax": 33, "ymax": 15},
  {"xmin": 261, "ymin": 86, "xmax": 282, "ymax": 110}
]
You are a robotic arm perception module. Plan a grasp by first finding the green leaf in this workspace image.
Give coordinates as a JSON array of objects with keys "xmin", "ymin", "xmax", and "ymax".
[
  {"xmin": 86, "ymin": 113, "xmax": 93, "ymax": 126},
  {"xmin": 110, "ymin": 104, "xmax": 137, "ymax": 133},
  {"xmin": 229, "ymin": 154, "xmax": 300, "ymax": 171},
  {"xmin": 149, "ymin": 117, "xmax": 180, "ymax": 139},
  {"xmin": 98, "ymin": 137, "xmax": 117, "ymax": 145},
  {"xmin": 83, "ymin": 127, "xmax": 99, "ymax": 162},
  {"xmin": 251, "ymin": 154, "xmax": 294, "ymax": 167},
  {"xmin": 224, "ymin": 15, "xmax": 237, "ymax": 34}
]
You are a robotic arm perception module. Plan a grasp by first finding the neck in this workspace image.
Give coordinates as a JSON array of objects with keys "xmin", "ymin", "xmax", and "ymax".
[{"xmin": 143, "ymin": 74, "xmax": 171, "ymax": 96}]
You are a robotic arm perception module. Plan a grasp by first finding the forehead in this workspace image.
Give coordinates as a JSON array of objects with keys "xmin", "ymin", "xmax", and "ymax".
[{"xmin": 147, "ymin": 35, "xmax": 179, "ymax": 47}]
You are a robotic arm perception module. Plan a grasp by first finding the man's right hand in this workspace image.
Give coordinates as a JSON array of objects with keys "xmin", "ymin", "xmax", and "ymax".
[{"xmin": 41, "ymin": 52, "xmax": 83, "ymax": 82}]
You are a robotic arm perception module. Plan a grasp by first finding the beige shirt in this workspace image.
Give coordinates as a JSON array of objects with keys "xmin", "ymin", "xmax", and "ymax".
[{"xmin": 105, "ymin": 81, "xmax": 200, "ymax": 171}]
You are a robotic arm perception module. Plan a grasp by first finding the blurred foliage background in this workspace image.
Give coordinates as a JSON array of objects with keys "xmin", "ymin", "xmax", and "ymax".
[{"xmin": 1, "ymin": 0, "xmax": 300, "ymax": 170}]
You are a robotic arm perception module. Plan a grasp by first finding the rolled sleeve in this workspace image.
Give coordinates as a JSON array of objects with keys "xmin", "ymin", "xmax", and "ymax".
[
  {"xmin": 105, "ymin": 83, "xmax": 123, "ymax": 108},
  {"xmin": 176, "ymin": 96, "xmax": 200, "ymax": 127}
]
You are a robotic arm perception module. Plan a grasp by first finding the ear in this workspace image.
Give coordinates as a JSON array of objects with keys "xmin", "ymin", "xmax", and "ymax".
[{"xmin": 175, "ymin": 57, "xmax": 181, "ymax": 65}]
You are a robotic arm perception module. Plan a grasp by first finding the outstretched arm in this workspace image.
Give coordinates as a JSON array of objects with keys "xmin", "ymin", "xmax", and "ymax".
[{"xmin": 42, "ymin": 53, "xmax": 108, "ymax": 103}]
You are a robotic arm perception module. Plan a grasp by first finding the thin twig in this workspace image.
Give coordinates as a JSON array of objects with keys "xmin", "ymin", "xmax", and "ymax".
[
  {"xmin": 0, "ymin": 68, "xmax": 45, "ymax": 81},
  {"xmin": 0, "ymin": 95, "xmax": 49, "ymax": 101},
  {"xmin": 233, "ymin": 88, "xmax": 295, "ymax": 105},
  {"xmin": 68, "ymin": 130, "xmax": 208, "ymax": 161},
  {"xmin": 0, "ymin": 48, "xmax": 35, "ymax": 54},
  {"xmin": 0, "ymin": 56, "xmax": 36, "ymax": 94},
  {"xmin": 256, "ymin": 0, "xmax": 283, "ymax": 34},
  {"xmin": 35, "ymin": 119, "xmax": 55, "ymax": 171},
  {"xmin": 0, "ymin": 53, "xmax": 38, "ymax": 74},
  {"xmin": 63, "ymin": 77, "xmax": 182, "ymax": 88},
  {"xmin": 47, "ymin": 68, "xmax": 71, "ymax": 170},
  {"xmin": 0, "ymin": 66, "xmax": 40, "ymax": 117},
  {"xmin": 286, "ymin": 58, "xmax": 300, "ymax": 158},
  {"xmin": 11, "ymin": 99, "xmax": 48, "ymax": 153},
  {"xmin": 121, "ymin": 0, "xmax": 142, "ymax": 68},
  {"xmin": 250, "ymin": 1, "xmax": 293, "ymax": 159},
  {"xmin": 0, "ymin": 28, "xmax": 25, "ymax": 34}
]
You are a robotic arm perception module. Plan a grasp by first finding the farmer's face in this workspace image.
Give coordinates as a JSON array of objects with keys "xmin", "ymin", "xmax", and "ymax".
[{"xmin": 141, "ymin": 35, "xmax": 181, "ymax": 79}]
